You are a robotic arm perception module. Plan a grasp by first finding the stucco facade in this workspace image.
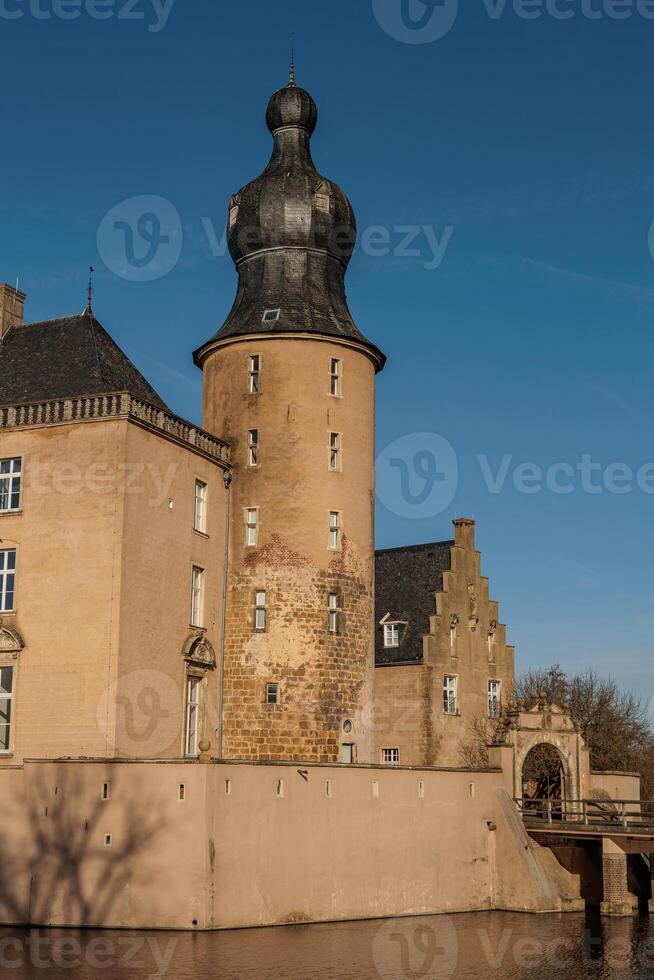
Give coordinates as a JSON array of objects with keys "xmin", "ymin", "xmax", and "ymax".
[{"xmin": 0, "ymin": 398, "xmax": 229, "ymax": 765}]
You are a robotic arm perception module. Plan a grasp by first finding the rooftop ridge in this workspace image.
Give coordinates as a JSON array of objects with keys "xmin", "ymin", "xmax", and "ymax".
[{"xmin": 375, "ymin": 540, "xmax": 454, "ymax": 555}]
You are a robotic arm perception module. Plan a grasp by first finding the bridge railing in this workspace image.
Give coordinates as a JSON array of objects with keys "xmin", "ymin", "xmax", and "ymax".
[{"xmin": 514, "ymin": 797, "xmax": 654, "ymax": 832}]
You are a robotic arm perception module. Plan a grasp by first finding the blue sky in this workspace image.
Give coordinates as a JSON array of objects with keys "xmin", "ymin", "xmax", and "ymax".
[{"xmin": 1, "ymin": 0, "xmax": 652, "ymax": 703}]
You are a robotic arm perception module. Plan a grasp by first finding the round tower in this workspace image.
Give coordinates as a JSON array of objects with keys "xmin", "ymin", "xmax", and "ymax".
[{"xmin": 194, "ymin": 79, "xmax": 385, "ymax": 764}]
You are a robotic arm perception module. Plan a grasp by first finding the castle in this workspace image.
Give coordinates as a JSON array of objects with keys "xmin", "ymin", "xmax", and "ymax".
[{"xmin": 0, "ymin": 77, "xmax": 648, "ymax": 930}]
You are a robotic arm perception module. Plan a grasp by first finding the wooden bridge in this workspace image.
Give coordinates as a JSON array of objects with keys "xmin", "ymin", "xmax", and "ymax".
[{"xmin": 515, "ymin": 797, "xmax": 654, "ymax": 915}]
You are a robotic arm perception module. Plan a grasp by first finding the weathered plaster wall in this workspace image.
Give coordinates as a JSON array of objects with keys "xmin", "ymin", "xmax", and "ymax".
[{"xmin": 0, "ymin": 760, "xmax": 584, "ymax": 931}]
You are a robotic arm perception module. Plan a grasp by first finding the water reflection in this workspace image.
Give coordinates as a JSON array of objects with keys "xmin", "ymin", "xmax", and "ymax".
[{"xmin": 1, "ymin": 910, "xmax": 653, "ymax": 979}]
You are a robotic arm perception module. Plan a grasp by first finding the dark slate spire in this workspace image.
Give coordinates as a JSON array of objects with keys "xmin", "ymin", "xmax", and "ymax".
[{"xmin": 193, "ymin": 81, "xmax": 385, "ymax": 370}]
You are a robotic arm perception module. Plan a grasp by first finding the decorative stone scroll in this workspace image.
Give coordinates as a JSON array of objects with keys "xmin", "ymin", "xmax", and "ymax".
[
  {"xmin": 0, "ymin": 625, "xmax": 24, "ymax": 653},
  {"xmin": 182, "ymin": 633, "xmax": 217, "ymax": 670}
]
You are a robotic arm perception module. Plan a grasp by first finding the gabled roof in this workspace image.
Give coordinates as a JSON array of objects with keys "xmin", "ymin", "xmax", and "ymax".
[
  {"xmin": 0, "ymin": 310, "xmax": 169, "ymax": 411},
  {"xmin": 375, "ymin": 540, "xmax": 453, "ymax": 666}
]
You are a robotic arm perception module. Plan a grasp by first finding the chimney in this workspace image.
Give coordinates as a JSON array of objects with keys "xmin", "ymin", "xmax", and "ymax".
[
  {"xmin": 453, "ymin": 517, "xmax": 476, "ymax": 551},
  {"xmin": 0, "ymin": 284, "xmax": 26, "ymax": 340}
]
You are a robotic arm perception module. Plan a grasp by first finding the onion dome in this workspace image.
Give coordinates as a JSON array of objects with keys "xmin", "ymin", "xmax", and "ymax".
[{"xmin": 194, "ymin": 79, "xmax": 385, "ymax": 370}]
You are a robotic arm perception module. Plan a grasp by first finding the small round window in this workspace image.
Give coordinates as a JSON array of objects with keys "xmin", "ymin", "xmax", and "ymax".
[{"xmin": 343, "ymin": 719, "xmax": 353, "ymax": 734}]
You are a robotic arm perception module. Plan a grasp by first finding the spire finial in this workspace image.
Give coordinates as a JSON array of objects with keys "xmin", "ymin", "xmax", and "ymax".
[
  {"xmin": 289, "ymin": 32, "xmax": 296, "ymax": 87},
  {"xmin": 85, "ymin": 265, "xmax": 94, "ymax": 314}
]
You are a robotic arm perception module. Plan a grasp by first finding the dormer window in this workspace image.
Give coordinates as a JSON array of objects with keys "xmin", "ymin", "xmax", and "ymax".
[
  {"xmin": 383, "ymin": 623, "xmax": 400, "ymax": 648},
  {"xmin": 228, "ymin": 194, "xmax": 241, "ymax": 229},
  {"xmin": 315, "ymin": 192, "xmax": 330, "ymax": 213},
  {"xmin": 262, "ymin": 309, "xmax": 280, "ymax": 324}
]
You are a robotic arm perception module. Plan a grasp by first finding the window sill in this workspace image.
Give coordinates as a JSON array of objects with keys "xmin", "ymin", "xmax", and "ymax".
[
  {"xmin": 0, "ymin": 510, "xmax": 21, "ymax": 518},
  {"xmin": 189, "ymin": 624, "xmax": 207, "ymax": 632},
  {"xmin": 193, "ymin": 529, "xmax": 210, "ymax": 540},
  {"xmin": 443, "ymin": 711, "xmax": 461, "ymax": 718}
]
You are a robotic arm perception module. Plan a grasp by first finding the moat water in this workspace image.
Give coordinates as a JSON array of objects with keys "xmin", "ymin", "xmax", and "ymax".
[{"xmin": 1, "ymin": 910, "xmax": 653, "ymax": 978}]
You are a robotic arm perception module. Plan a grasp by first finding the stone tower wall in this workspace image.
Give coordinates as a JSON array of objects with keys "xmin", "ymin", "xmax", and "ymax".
[{"xmin": 202, "ymin": 335, "xmax": 377, "ymax": 763}]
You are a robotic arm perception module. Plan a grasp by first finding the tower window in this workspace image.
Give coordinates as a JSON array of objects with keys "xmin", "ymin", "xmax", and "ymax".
[
  {"xmin": 248, "ymin": 354, "xmax": 261, "ymax": 393},
  {"xmin": 382, "ymin": 748, "xmax": 400, "ymax": 766},
  {"xmin": 262, "ymin": 309, "xmax": 280, "ymax": 324},
  {"xmin": 0, "ymin": 458, "xmax": 21, "ymax": 513},
  {"xmin": 246, "ymin": 508, "xmax": 259, "ymax": 547},
  {"xmin": 488, "ymin": 679, "xmax": 501, "ymax": 719},
  {"xmin": 328, "ymin": 511, "xmax": 341, "ymax": 550},
  {"xmin": 247, "ymin": 429, "xmax": 259, "ymax": 467},
  {"xmin": 315, "ymin": 192, "xmax": 330, "ymax": 213},
  {"xmin": 0, "ymin": 549, "xmax": 16, "ymax": 613},
  {"xmin": 383, "ymin": 623, "xmax": 400, "ymax": 648},
  {"xmin": 184, "ymin": 674, "xmax": 202, "ymax": 757},
  {"xmin": 193, "ymin": 480, "xmax": 207, "ymax": 534},
  {"xmin": 330, "ymin": 358, "xmax": 342, "ymax": 397},
  {"xmin": 329, "ymin": 432, "xmax": 341, "ymax": 471},
  {"xmin": 266, "ymin": 683, "xmax": 279, "ymax": 705},
  {"xmin": 328, "ymin": 592, "xmax": 340, "ymax": 634},
  {"xmin": 443, "ymin": 675, "xmax": 458, "ymax": 715},
  {"xmin": 0, "ymin": 666, "xmax": 14, "ymax": 754},
  {"xmin": 190, "ymin": 566, "xmax": 205, "ymax": 628},
  {"xmin": 254, "ymin": 591, "xmax": 267, "ymax": 631}
]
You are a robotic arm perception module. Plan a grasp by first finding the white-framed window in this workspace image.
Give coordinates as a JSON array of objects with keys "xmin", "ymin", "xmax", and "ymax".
[
  {"xmin": 329, "ymin": 432, "xmax": 341, "ymax": 471},
  {"xmin": 328, "ymin": 592, "xmax": 340, "ymax": 634},
  {"xmin": 330, "ymin": 357, "xmax": 342, "ymax": 397},
  {"xmin": 0, "ymin": 666, "xmax": 14, "ymax": 753},
  {"xmin": 266, "ymin": 682, "xmax": 279, "ymax": 705},
  {"xmin": 383, "ymin": 623, "xmax": 400, "ymax": 648},
  {"xmin": 262, "ymin": 309, "xmax": 280, "ymax": 324},
  {"xmin": 248, "ymin": 429, "xmax": 259, "ymax": 467},
  {"xmin": 184, "ymin": 674, "xmax": 202, "ymax": 757},
  {"xmin": 443, "ymin": 675, "xmax": 458, "ymax": 715},
  {"xmin": 0, "ymin": 459, "xmax": 21, "ymax": 513},
  {"xmin": 248, "ymin": 354, "xmax": 261, "ymax": 394},
  {"xmin": 246, "ymin": 508, "xmax": 259, "ymax": 547},
  {"xmin": 328, "ymin": 511, "xmax": 341, "ymax": 550},
  {"xmin": 190, "ymin": 566, "xmax": 204, "ymax": 627},
  {"xmin": 193, "ymin": 480, "xmax": 207, "ymax": 533},
  {"xmin": 254, "ymin": 591, "xmax": 267, "ymax": 631},
  {"xmin": 0, "ymin": 550, "xmax": 16, "ymax": 613},
  {"xmin": 382, "ymin": 747, "xmax": 400, "ymax": 766},
  {"xmin": 488, "ymin": 679, "xmax": 501, "ymax": 719}
]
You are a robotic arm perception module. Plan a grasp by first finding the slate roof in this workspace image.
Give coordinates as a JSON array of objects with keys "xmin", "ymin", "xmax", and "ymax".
[
  {"xmin": 0, "ymin": 310, "xmax": 169, "ymax": 411},
  {"xmin": 375, "ymin": 541, "xmax": 453, "ymax": 666}
]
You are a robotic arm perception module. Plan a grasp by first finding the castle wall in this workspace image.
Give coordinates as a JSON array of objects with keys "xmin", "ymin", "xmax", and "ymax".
[
  {"xmin": 0, "ymin": 759, "xmax": 582, "ymax": 931},
  {"xmin": 0, "ymin": 418, "xmax": 227, "ymax": 764},
  {"xmin": 202, "ymin": 336, "xmax": 378, "ymax": 764}
]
